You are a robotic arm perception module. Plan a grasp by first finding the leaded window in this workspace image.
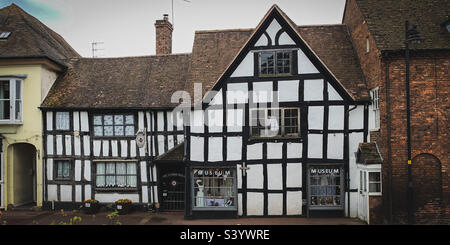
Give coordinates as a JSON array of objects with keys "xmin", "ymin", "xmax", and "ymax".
[
  {"xmin": 96, "ymin": 162, "xmax": 137, "ymax": 188},
  {"xmin": 55, "ymin": 160, "xmax": 71, "ymax": 180},
  {"xmin": 250, "ymin": 107, "xmax": 300, "ymax": 137},
  {"xmin": 93, "ymin": 114, "xmax": 135, "ymax": 137},
  {"xmin": 259, "ymin": 50, "xmax": 291, "ymax": 76},
  {"xmin": 192, "ymin": 168, "xmax": 236, "ymax": 209}
]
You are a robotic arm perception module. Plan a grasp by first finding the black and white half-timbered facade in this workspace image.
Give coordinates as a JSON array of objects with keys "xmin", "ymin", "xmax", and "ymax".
[{"xmin": 41, "ymin": 5, "xmax": 373, "ymax": 219}]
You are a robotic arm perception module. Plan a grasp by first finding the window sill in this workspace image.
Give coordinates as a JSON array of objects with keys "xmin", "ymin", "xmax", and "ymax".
[
  {"xmin": 259, "ymin": 73, "xmax": 292, "ymax": 78},
  {"xmin": 248, "ymin": 136, "xmax": 302, "ymax": 142},
  {"xmin": 95, "ymin": 188, "xmax": 138, "ymax": 192},
  {"xmin": 0, "ymin": 121, "xmax": 23, "ymax": 125},
  {"xmin": 369, "ymin": 128, "xmax": 380, "ymax": 132}
]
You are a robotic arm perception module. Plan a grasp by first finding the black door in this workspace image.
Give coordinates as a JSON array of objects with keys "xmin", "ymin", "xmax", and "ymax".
[{"xmin": 159, "ymin": 166, "xmax": 185, "ymax": 211}]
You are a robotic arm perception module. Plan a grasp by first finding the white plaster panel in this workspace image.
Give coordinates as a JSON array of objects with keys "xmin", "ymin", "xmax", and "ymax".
[
  {"xmin": 266, "ymin": 19, "xmax": 282, "ymax": 43},
  {"xmin": 190, "ymin": 137, "xmax": 204, "ymax": 162},
  {"xmin": 308, "ymin": 106, "xmax": 324, "ymax": 130},
  {"xmin": 268, "ymin": 193, "xmax": 283, "ymax": 215},
  {"xmin": 47, "ymin": 135, "xmax": 54, "ymax": 155},
  {"xmin": 190, "ymin": 110, "xmax": 204, "ymax": 133},
  {"xmin": 278, "ymin": 31, "xmax": 295, "ymax": 45},
  {"xmin": 278, "ymin": 80, "xmax": 299, "ymax": 102},
  {"xmin": 227, "ymin": 83, "xmax": 248, "ymax": 104},
  {"xmin": 267, "ymin": 164, "xmax": 282, "ymax": 190},
  {"xmin": 304, "ymin": 79, "xmax": 323, "ymax": 101},
  {"xmin": 208, "ymin": 137, "xmax": 222, "ymax": 162},
  {"xmin": 298, "ymin": 49, "xmax": 319, "ymax": 74},
  {"xmin": 46, "ymin": 111, "xmax": 53, "ymax": 131},
  {"xmin": 152, "ymin": 165, "xmax": 157, "ymax": 182},
  {"xmin": 287, "ymin": 191, "xmax": 302, "ymax": 215},
  {"xmin": 209, "ymin": 89, "xmax": 222, "ymax": 105},
  {"xmin": 80, "ymin": 112, "xmax": 89, "ymax": 132},
  {"xmin": 287, "ymin": 163, "xmax": 302, "ymax": 188},
  {"xmin": 141, "ymin": 186, "xmax": 148, "ymax": 203},
  {"xmin": 75, "ymin": 185, "xmax": 82, "ymax": 202},
  {"xmin": 308, "ymin": 134, "xmax": 322, "ymax": 158},
  {"xmin": 328, "ymin": 106, "xmax": 345, "ymax": 130},
  {"xmin": 253, "ymin": 81, "xmax": 273, "ymax": 103},
  {"xmin": 93, "ymin": 140, "xmax": 101, "ymax": 156},
  {"xmin": 46, "ymin": 158, "xmax": 53, "ymax": 181},
  {"xmin": 47, "ymin": 185, "xmax": 57, "ymax": 201},
  {"xmin": 56, "ymin": 135, "xmax": 63, "ymax": 155},
  {"xmin": 327, "ymin": 133, "xmax": 344, "ymax": 159},
  {"xmin": 120, "ymin": 140, "xmax": 127, "ymax": 157},
  {"xmin": 130, "ymin": 140, "xmax": 137, "ymax": 157},
  {"xmin": 247, "ymin": 143, "xmax": 263, "ymax": 160},
  {"xmin": 287, "ymin": 143, "xmax": 302, "ymax": 159},
  {"xmin": 60, "ymin": 185, "xmax": 72, "ymax": 202},
  {"xmin": 231, "ymin": 52, "xmax": 253, "ymax": 77},
  {"xmin": 153, "ymin": 186, "xmax": 158, "ymax": 203},
  {"xmin": 158, "ymin": 135, "xmax": 165, "ymax": 155},
  {"xmin": 146, "ymin": 112, "xmax": 151, "ymax": 131},
  {"xmin": 94, "ymin": 193, "xmax": 139, "ymax": 203},
  {"xmin": 238, "ymin": 193, "xmax": 243, "ymax": 216},
  {"xmin": 157, "ymin": 111, "xmax": 164, "ymax": 131},
  {"xmin": 140, "ymin": 161, "xmax": 147, "ymax": 182},
  {"xmin": 227, "ymin": 137, "xmax": 242, "ymax": 161},
  {"xmin": 84, "ymin": 160, "xmax": 91, "ymax": 181},
  {"xmin": 138, "ymin": 111, "xmax": 145, "ymax": 131},
  {"xmin": 349, "ymin": 105, "xmax": 364, "ymax": 130},
  {"xmin": 227, "ymin": 108, "xmax": 243, "ymax": 132},
  {"xmin": 177, "ymin": 134, "xmax": 184, "ymax": 144},
  {"xmin": 73, "ymin": 111, "xmax": 80, "ymax": 131},
  {"xmin": 83, "ymin": 136, "xmax": 90, "ymax": 156},
  {"xmin": 254, "ymin": 34, "xmax": 268, "ymax": 47},
  {"xmin": 167, "ymin": 136, "xmax": 174, "ymax": 151},
  {"xmin": 84, "ymin": 185, "xmax": 91, "ymax": 200},
  {"xmin": 237, "ymin": 164, "xmax": 242, "ymax": 189},
  {"xmin": 246, "ymin": 164, "xmax": 263, "ymax": 189},
  {"xmin": 207, "ymin": 109, "xmax": 223, "ymax": 133},
  {"xmin": 328, "ymin": 83, "xmax": 343, "ymax": 101},
  {"xmin": 267, "ymin": 143, "xmax": 283, "ymax": 159},
  {"xmin": 74, "ymin": 136, "xmax": 81, "ymax": 156},
  {"xmin": 102, "ymin": 140, "xmax": 109, "ymax": 157},
  {"xmin": 111, "ymin": 140, "xmax": 118, "ymax": 157},
  {"xmin": 75, "ymin": 160, "xmax": 81, "ymax": 181},
  {"xmin": 247, "ymin": 192, "xmax": 264, "ymax": 216},
  {"xmin": 167, "ymin": 111, "xmax": 174, "ymax": 131}
]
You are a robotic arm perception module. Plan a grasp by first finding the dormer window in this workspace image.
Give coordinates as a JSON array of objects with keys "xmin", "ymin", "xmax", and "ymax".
[
  {"xmin": 0, "ymin": 32, "xmax": 11, "ymax": 40},
  {"xmin": 259, "ymin": 50, "xmax": 291, "ymax": 76},
  {"xmin": 0, "ymin": 78, "xmax": 23, "ymax": 124}
]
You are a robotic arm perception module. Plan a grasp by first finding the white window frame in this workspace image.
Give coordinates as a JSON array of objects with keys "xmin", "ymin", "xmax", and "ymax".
[
  {"xmin": 249, "ymin": 107, "xmax": 300, "ymax": 138},
  {"xmin": 0, "ymin": 78, "xmax": 23, "ymax": 124},
  {"xmin": 367, "ymin": 171, "xmax": 382, "ymax": 196},
  {"xmin": 370, "ymin": 87, "xmax": 380, "ymax": 130},
  {"xmin": 55, "ymin": 112, "xmax": 70, "ymax": 130}
]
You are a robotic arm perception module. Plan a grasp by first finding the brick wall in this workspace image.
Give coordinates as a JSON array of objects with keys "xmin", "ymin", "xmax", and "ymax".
[{"xmin": 155, "ymin": 16, "xmax": 173, "ymax": 55}]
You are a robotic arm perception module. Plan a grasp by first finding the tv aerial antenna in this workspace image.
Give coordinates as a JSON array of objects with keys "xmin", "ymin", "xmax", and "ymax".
[
  {"xmin": 91, "ymin": 41, "xmax": 104, "ymax": 58},
  {"xmin": 171, "ymin": 0, "xmax": 191, "ymax": 29}
]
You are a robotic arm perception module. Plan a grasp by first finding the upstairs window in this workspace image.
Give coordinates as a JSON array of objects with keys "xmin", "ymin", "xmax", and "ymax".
[
  {"xmin": 0, "ymin": 79, "xmax": 22, "ymax": 123},
  {"xmin": 55, "ymin": 112, "xmax": 70, "ymax": 130},
  {"xmin": 250, "ymin": 107, "xmax": 300, "ymax": 138},
  {"xmin": 259, "ymin": 50, "xmax": 291, "ymax": 76},
  {"xmin": 93, "ymin": 114, "xmax": 135, "ymax": 137},
  {"xmin": 371, "ymin": 87, "xmax": 380, "ymax": 129}
]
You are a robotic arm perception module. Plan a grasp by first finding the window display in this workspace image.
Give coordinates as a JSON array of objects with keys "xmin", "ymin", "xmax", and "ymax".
[
  {"xmin": 309, "ymin": 166, "xmax": 343, "ymax": 208},
  {"xmin": 192, "ymin": 168, "xmax": 236, "ymax": 209}
]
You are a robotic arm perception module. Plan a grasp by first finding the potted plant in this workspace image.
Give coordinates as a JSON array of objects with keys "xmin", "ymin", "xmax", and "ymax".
[
  {"xmin": 83, "ymin": 199, "xmax": 100, "ymax": 214},
  {"xmin": 115, "ymin": 198, "xmax": 132, "ymax": 215}
]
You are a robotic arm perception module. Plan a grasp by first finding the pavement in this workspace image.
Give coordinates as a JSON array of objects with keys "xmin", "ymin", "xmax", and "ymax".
[{"xmin": 0, "ymin": 209, "xmax": 367, "ymax": 225}]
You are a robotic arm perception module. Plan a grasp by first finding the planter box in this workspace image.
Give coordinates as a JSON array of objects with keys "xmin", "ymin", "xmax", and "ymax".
[
  {"xmin": 83, "ymin": 202, "xmax": 100, "ymax": 214},
  {"xmin": 115, "ymin": 203, "xmax": 132, "ymax": 215}
]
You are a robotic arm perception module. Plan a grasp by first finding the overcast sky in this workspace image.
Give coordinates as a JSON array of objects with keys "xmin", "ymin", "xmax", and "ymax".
[{"xmin": 1, "ymin": 0, "xmax": 346, "ymax": 57}]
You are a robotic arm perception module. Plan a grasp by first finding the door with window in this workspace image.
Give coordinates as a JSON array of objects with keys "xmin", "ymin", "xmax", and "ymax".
[{"xmin": 159, "ymin": 166, "xmax": 185, "ymax": 211}]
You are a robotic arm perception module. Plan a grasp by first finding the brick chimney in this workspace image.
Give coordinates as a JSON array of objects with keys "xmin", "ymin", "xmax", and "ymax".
[{"xmin": 155, "ymin": 14, "xmax": 173, "ymax": 55}]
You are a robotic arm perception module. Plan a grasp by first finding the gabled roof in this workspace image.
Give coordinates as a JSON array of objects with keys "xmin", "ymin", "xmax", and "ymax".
[
  {"xmin": 357, "ymin": 142, "xmax": 383, "ymax": 165},
  {"xmin": 0, "ymin": 4, "xmax": 80, "ymax": 62},
  {"xmin": 352, "ymin": 0, "xmax": 450, "ymax": 51},
  {"xmin": 155, "ymin": 142, "xmax": 184, "ymax": 161},
  {"xmin": 42, "ymin": 54, "xmax": 191, "ymax": 108}
]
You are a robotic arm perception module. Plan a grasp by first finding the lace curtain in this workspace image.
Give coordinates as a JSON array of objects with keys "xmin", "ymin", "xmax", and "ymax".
[
  {"xmin": 56, "ymin": 112, "xmax": 70, "ymax": 130},
  {"xmin": 96, "ymin": 162, "xmax": 137, "ymax": 188}
]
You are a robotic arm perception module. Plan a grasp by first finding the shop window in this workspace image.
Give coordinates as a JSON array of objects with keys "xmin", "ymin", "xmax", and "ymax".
[
  {"xmin": 250, "ymin": 107, "xmax": 300, "ymax": 138},
  {"xmin": 0, "ymin": 79, "xmax": 22, "ymax": 123},
  {"xmin": 55, "ymin": 160, "xmax": 72, "ymax": 180},
  {"xmin": 192, "ymin": 168, "xmax": 236, "ymax": 209},
  {"xmin": 308, "ymin": 166, "xmax": 344, "ymax": 209},
  {"xmin": 368, "ymin": 171, "xmax": 381, "ymax": 194},
  {"xmin": 93, "ymin": 114, "xmax": 135, "ymax": 137},
  {"xmin": 96, "ymin": 162, "xmax": 137, "ymax": 189},
  {"xmin": 55, "ymin": 112, "xmax": 70, "ymax": 130}
]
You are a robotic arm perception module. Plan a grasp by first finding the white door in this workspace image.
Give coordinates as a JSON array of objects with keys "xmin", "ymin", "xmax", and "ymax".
[
  {"xmin": 357, "ymin": 170, "xmax": 369, "ymax": 223},
  {"xmin": 1, "ymin": 148, "xmax": 4, "ymax": 209}
]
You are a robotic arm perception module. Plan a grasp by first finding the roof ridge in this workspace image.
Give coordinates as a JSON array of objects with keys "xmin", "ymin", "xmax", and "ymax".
[
  {"xmin": 70, "ymin": 52, "xmax": 192, "ymax": 60},
  {"xmin": 195, "ymin": 28, "xmax": 254, "ymax": 34}
]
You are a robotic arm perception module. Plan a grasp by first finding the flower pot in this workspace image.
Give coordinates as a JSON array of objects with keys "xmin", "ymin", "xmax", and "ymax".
[
  {"xmin": 83, "ymin": 202, "xmax": 100, "ymax": 214},
  {"xmin": 115, "ymin": 203, "xmax": 132, "ymax": 215}
]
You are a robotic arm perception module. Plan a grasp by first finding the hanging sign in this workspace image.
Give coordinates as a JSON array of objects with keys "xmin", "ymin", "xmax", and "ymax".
[{"xmin": 136, "ymin": 130, "xmax": 146, "ymax": 148}]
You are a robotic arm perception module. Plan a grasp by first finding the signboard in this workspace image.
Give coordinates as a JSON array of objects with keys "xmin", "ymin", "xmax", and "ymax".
[{"xmin": 135, "ymin": 130, "xmax": 146, "ymax": 148}]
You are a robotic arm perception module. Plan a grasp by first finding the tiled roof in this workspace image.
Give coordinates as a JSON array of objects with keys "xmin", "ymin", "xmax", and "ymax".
[
  {"xmin": 354, "ymin": 0, "xmax": 450, "ymax": 51},
  {"xmin": 0, "ymin": 4, "xmax": 80, "ymax": 61},
  {"xmin": 155, "ymin": 142, "xmax": 184, "ymax": 161},
  {"xmin": 357, "ymin": 142, "xmax": 383, "ymax": 165}
]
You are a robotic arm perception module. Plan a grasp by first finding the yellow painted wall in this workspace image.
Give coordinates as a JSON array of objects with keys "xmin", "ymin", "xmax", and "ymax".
[{"xmin": 0, "ymin": 64, "xmax": 58, "ymax": 209}]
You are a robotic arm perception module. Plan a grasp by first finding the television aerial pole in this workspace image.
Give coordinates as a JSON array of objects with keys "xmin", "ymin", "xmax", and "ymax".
[{"xmin": 172, "ymin": 0, "xmax": 191, "ymax": 29}]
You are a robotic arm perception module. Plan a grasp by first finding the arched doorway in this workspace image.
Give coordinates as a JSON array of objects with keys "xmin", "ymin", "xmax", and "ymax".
[
  {"xmin": 412, "ymin": 153, "xmax": 442, "ymax": 210},
  {"xmin": 7, "ymin": 143, "xmax": 37, "ymax": 207}
]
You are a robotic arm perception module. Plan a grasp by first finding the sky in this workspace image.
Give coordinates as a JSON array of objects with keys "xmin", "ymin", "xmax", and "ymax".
[{"xmin": 1, "ymin": 0, "xmax": 347, "ymax": 58}]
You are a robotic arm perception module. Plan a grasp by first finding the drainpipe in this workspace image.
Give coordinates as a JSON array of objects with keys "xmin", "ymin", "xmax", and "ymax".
[
  {"xmin": 384, "ymin": 55, "xmax": 393, "ymax": 224},
  {"xmin": 346, "ymin": 105, "xmax": 357, "ymax": 217}
]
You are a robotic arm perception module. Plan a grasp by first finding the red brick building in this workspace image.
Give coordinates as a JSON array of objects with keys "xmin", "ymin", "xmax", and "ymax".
[{"xmin": 343, "ymin": 0, "xmax": 450, "ymax": 224}]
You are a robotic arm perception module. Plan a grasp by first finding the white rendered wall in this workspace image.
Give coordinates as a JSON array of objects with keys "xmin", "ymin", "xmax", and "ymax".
[
  {"xmin": 231, "ymin": 53, "xmax": 253, "ymax": 77},
  {"xmin": 304, "ymin": 79, "xmax": 323, "ymax": 101},
  {"xmin": 247, "ymin": 192, "xmax": 264, "ymax": 216},
  {"xmin": 278, "ymin": 80, "xmax": 299, "ymax": 102}
]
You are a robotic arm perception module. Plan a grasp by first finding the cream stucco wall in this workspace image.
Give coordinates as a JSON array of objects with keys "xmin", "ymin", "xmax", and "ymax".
[{"xmin": 0, "ymin": 63, "xmax": 59, "ymax": 209}]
